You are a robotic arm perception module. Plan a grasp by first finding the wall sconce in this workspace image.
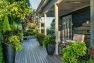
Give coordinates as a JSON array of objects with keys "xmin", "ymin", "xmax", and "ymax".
[{"xmin": 86, "ymin": 21, "xmax": 89, "ymax": 24}]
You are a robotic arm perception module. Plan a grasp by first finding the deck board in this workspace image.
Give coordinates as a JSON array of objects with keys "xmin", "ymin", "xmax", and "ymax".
[{"xmin": 15, "ymin": 38, "xmax": 61, "ymax": 63}]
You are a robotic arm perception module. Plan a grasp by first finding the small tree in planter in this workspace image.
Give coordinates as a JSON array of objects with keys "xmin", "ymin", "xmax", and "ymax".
[
  {"xmin": 44, "ymin": 35, "xmax": 56, "ymax": 55},
  {"xmin": 2, "ymin": 35, "xmax": 22, "ymax": 63},
  {"xmin": 0, "ymin": 0, "xmax": 31, "ymax": 63},
  {"xmin": 2, "ymin": 15, "xmax": 22, "ymax": 63},
  {"xmin": 36, "ymin": 33, "xmax": 45, "ymax": 46}
]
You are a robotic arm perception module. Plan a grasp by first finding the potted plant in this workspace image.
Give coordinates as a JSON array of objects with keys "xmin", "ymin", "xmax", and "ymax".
[
  {"xmin": 2, "ymin": 15, "xmax": 22, "ymax": 63},
  {"xmin": 0, "ymin": 0, "xmax": 31, "ymax": 63},
  {"xmin": 2, "ymin": 35, "xmax": 22, "ymax": 63},
  {"xmin": 44, "ymin": 35, "xmax": 56, "ymax": 55},
  {"xmin": 36, "ymin": 33, "xmax": 45, "ymax": 46}
]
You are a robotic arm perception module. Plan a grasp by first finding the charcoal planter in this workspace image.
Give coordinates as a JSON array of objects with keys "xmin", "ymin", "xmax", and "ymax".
[
  {"xmin": 46, "ymin": 44, "xmax": 55, "ymax": 55},
  {"xmin": 2, "ymin": 43, "xmax": 16, "ymax": 63},
  {"xmin": 39, "ymin": 39, "xmax": 43, "ymax": 46}
]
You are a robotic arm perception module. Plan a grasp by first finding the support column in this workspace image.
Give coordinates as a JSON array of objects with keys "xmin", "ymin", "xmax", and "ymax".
[
  {"xmin": 39, "ymin": 18, "xmax": 41, "ymax": 33},
  {"xmin": 55, "ymin": 3, "xmax": 59, "ymax": 55},
  {"xmin": 44, "ymin": 13, "xmax": 47, "ymax": 35},
  {"xmin": 37, "ymin": 17, "xmax": 40, "ymax": 33},
  {"xmin": 90, "ymin": 0, "xmax": 94, "ymax": 48}
]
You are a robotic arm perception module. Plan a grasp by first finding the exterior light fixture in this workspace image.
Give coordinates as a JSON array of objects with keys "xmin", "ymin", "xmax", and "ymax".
[{"xmin": 86, "ymin": 21, "xmax": 89, "ymax": 24}]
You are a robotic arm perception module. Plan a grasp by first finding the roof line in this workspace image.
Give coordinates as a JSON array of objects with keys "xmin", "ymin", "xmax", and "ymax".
[{"xmin": 37, "ymin": 0, "xmax": 50, "ymax": 13}]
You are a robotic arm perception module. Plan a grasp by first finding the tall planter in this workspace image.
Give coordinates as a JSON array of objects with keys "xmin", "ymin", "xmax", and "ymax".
[
  {"xmin": 36, "ymin": 33, "xmax": 45, "ymax": 46},
  {"xmin": 44, "ymin": 36, "xmax": 56, "ymax": 55},
  {"xmin": 2, "ymin": 43, "xmax": 16, "ymax": 63},
  {"xmin": 46, "ymin": 44, "xmax": 55, "ymax": 55},
  {"xmin": 39, "ymin": 39, "xmax": 43, "ymax": 46}
]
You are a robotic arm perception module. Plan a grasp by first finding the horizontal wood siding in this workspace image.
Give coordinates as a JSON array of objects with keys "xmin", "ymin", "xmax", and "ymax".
[
  {"xmin": 72, "ymin": 7, "xmax": 90, "ymax": 47},
  {"xmin": 60, "ymin": 7, "xmax": 90, "ymax": 47}
]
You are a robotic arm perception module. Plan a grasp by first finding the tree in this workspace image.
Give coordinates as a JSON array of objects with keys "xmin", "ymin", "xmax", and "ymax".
[
  {"xmin": 50, "ymin": 19, "xmax": 55, "ymax": 30},
  {"xmin": 50, "ymin": 19, "xmax": 55, "ymax": 35}
]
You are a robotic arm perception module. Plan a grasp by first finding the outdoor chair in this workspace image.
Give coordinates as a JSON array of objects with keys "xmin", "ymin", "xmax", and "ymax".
[
  {"xmin": 59, "ymin": 34, "xmax": 85, "ymax": 55},
  {"xmin": 66, "ymin": 34, "xmax": 85, "ymax": 43}
]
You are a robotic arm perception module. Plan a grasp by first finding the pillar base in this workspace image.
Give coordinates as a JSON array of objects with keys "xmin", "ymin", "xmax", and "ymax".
[{"xmin": 55, "ymin": 43, "xmax": 59, "ymax": 55}]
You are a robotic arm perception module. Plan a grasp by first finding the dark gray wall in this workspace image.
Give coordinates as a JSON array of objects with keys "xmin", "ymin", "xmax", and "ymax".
[
  {"xmin": 72, "ymin": 7, "xmax": 90, "ymax": 27},
  {"xmin": 59, "ymin": 6, "xmax": 90, "ymax": 28}
]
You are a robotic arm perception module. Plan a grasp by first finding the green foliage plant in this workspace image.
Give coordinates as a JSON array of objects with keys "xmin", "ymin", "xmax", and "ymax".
[
  {"xmin": 62, "ymin": 42, "xmax": 87, "ymax": 63},
  {"xmin": 8, "ymin": 35, "xmax": 22, "ymax": 52},
  {"xmin": 3, "ymin": 15, "xmax": 11, "ymax": 32},
  {"xmin": 36, "ymin": 33, "xmax": 45, "ymax": 42},
  {"xmin": 18, "ymin": 31, "xmax": 24, "ymax": 40},
  {"xmin": 2, "ymin": 15, "xmax": 22, "ymax": 52},
  {"xmin": 0, "ymin": 0, "xmax": 31, "ymax": 62},
  {"xmin": 12, "ymin": 21, "xmax": 17, "ymax": 31},
  {"xmin": 24, "ymin": 24, "xmax": 37, "ymax": 36},
  {"xmin": 44, "ymin": 35, "xmax": 56, "ymax": 47},
  {"xmin": 0, "ymin": 0, "xmax": 32, "ymax": 24}
]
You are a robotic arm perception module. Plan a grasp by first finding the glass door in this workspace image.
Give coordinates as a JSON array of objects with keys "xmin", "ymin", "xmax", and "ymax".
[{"xmin": 62, "ymin": 15, "xmax": 72, "ymax": 41}]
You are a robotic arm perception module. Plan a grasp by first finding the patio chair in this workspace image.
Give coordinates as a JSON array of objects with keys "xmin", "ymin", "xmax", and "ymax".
[
  {"xmin": 66, "ymin": 34, "xmax": 85, "ymax": 43},
  {"xmin": 58, "ymin": 34, "xmax": 85, "ymax": 54}
]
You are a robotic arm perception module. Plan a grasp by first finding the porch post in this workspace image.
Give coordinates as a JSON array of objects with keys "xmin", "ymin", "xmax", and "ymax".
[
  {"xmin": 37, "ymin": 17, "xmax": 40, "ymax": 33},
  {"xmin": 90, "ymin": 0, "xmax": 94, "ymax": 48},
  {"xmin": 39, "ymin": 17, "xmax": 41, "ymax": 33},
  {"xmin": 44, "ymin": 13, "xmax": 47, "ymax": 35},
  {"xmin": 55, "ymin": 3, "xmax": 59, "ymax": 55}
]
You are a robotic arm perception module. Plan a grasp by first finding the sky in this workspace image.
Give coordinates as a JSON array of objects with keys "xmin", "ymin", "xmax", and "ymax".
[
  {"xmin": 29, "ymin": 0, "xmax": 41, "ymax": 9},
  {"xmin": 29, "ymin": 0, "xmax": 55, "ymax": 28},
  {"xmin": 41, "ymin": 17, "xmax": 55, "ymax": 28}
]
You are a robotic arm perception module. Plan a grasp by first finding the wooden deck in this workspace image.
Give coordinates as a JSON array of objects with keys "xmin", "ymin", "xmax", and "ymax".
[{"xmin": 15, "ymin": 38, "xmax": 61, "ymax": 63}]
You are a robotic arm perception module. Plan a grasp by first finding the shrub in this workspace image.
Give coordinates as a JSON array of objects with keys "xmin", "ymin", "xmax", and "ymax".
[
  {"xmin": 62, "ymin": 42, "xmax": 87, "ymax": 63},
  {"xmin": 3, "ymin": 15, "xmax": 11, "ymax": 32},
  {"xmin": 8, "ymin": 35, "xmax": 22, "ymax": 52},
  {"xmin": 36, "ymin": 33, "xmax": 45, "ymax": 42},
  {"xmin": 24, "ymin": 29, "xmax": 36, "ymax": 36},
  {"xmin": 44, "ymin": 35, "xmax": 55, "ymax": 47},
  {"xmin": 18, "ymin": 31, "xmax": 24, "ymax": 40}
]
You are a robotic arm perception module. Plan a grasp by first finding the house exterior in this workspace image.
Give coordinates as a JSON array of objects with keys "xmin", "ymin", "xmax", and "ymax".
[{"xmin": 37, "ymin": 0, "xmax": 94, "ymax": 55}]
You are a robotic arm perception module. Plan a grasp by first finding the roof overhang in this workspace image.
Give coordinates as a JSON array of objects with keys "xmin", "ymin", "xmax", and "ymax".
[
  {"xmin": 37, "ymin": 0, "xmax": 59, "ymax": 15},
  {"xmin": 37, "ymin": 0, "xmax": 90, "ymax": 17}
]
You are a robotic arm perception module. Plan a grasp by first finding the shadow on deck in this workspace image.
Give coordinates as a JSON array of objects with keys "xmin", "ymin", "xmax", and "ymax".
[{"xmin": 15, "ymin": 38, "xmax": 61, "ymax": 63}]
